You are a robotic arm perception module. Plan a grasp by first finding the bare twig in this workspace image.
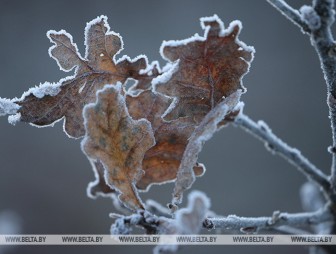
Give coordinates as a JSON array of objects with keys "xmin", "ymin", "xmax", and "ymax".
[
  {"xmin": 267, "ymin": 0, "xmax": 311, "ymax": 33},
  {"xmin": 203, "ymin": 207, "xmax": 332, "ymax": 232},
  {"xmin": 234, "ymin": 113, "xmax": 331, "ymax": 197}
]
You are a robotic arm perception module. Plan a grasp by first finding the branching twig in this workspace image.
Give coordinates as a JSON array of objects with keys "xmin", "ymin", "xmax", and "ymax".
[
  {"xmin": 110, "ymin": 206, "xmax": 331, "ymax": 236},
  {"xmin": 267, "ymin": 0, "xmax": 311, "ymax": 33},
  {"xmin": 234, "ymin": 113, "xmax": 331, "ymax": 197}
]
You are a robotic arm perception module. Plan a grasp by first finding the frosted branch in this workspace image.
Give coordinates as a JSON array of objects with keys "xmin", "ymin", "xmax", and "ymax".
[
  {"xmin": 267, "ymin": 0, "xmax": 311, "ymax": 33},
  {"xmin": 203, "ymin": 207, "xmax": 332, "ymax": 232},
  {"xmin": 310, "ymin": 0, "xmax": 336, "ymax": 192},
  {"xmin": 234, "ymin": 113, "xmax": 331, "ymax": 196},
  {"xmin": 268, "ymin": 0, "xmax": 336, "ymax": 195}
]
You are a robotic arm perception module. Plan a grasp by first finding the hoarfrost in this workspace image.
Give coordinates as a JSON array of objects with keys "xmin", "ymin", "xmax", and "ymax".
[
  {"xmin": 30, "ymin": 82, "xmax": 61, "ymax": 98},
  {"xmin": 8, "ymin": 113, "xmax": 21, "ymax": 126},
  {"xmin": 152, "ymin": 61, "xmax": 179, "ymax": 88},
  {"xmin": 0, "ymin": 98, "xmax": 20, "ymax": 117},
  {"xmin": 300, "ymin": 5, "xmax": 321, "ymax": 30}
]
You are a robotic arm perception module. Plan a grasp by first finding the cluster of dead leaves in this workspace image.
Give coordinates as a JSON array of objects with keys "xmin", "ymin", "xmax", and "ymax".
[{"xmin": 4, "ymin": 15, "xmax": 254, "ymax": 211}]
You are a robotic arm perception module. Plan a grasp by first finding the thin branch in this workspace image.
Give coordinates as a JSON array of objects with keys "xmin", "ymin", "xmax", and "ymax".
[
  {"xmin": 267, "ymin": 0, "xmax": 311, "ymax": 33},
  {"xmin": 203, "ymin": 207, "xmax": 332, "ymax": 232},
  {"xmin": 234, "ymin": 113, "xmax": 331, "ymax": 197}
]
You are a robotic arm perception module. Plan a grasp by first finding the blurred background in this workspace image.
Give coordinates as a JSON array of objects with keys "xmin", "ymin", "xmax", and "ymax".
[{"xmin": 0, "ymin": 0, "xmax": 332, "ymax": 253}]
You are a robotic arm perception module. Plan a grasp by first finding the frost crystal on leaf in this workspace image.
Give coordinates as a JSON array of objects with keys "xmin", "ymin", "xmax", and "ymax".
[
  {"xmin": 0, "ymin": 98, "xmax": 20, "ymax": 117},
  {"xmin": 300, "ymin": 5, "xmax": 321, "ymax": 30},
  {"xmin": 8, "ymin": 113, "xmax": 21, "ymax": 126}
]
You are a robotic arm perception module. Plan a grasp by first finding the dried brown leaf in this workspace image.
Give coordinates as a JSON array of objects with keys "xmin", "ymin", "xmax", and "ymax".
[
  {"xmin": 82, "ymin": 84, "xmax": 155, "ymax": 210},
  {"xmin": 15, "ymin": 16, "xmax": 155, "ymax": 138},
  {"xmin": 156, "ymin": 15, "xmax": 254, "ymax": 123}
]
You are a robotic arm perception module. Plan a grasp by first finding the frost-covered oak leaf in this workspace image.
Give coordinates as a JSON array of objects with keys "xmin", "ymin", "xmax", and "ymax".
[
  {"xmin": 156, "ymin": 15, "xmax": 254, "ymax": 123},
  {"xmin": 14, "ymin": 16, "xmax": 155, "ymax": 138},
  {"xmin": 82, "ymin": 84, "xmax": 155, "ymax": 211},
  {"xmin": 126, "ymin": 89, "xmax": 205, "ymax": 190}
]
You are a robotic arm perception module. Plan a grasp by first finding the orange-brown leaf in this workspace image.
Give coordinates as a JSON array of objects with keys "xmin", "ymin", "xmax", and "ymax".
[
  {"xmin": 82, "ymin": 84, "xmax": 155, "ymax": 210},
  {"xmin": 156, "ymin": 15, "xmax": 254, "ymax": 123}
]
